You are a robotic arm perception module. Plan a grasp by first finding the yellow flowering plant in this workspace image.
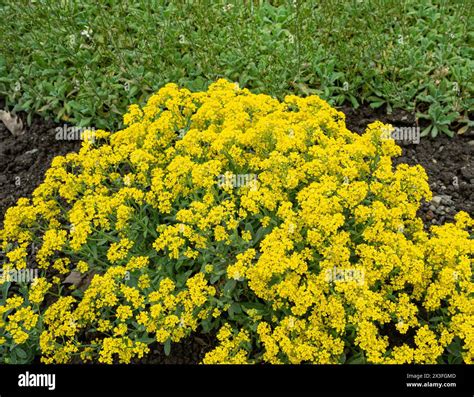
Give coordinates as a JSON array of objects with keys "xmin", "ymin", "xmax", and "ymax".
[{"xmin": 1, "ymin": 80, "xmax": 473, "ymax": 364}]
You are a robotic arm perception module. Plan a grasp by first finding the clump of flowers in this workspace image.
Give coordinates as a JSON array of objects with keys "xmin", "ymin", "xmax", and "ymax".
[{"xmin": 1, "ymin": 80, "xmax": 473, "ymax": 364}]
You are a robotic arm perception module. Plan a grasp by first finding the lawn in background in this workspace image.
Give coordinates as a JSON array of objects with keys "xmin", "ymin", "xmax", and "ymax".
[{"xmin": 0, "ymin": 0, "xmax": 472, "ymax": 136}]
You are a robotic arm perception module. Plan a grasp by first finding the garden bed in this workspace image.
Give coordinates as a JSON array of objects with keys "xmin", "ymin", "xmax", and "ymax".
[{"xmin": 0, "ymin": 99, "xmax": 472, "ymax": 364}]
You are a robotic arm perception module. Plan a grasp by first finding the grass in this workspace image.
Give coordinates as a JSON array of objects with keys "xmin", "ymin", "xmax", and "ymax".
[{"xmin": 0, "ymin": 0, "xmax": 472, "ymax": 136}]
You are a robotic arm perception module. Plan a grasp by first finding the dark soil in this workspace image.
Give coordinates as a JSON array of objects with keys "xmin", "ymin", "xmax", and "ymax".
[
  {"xmin": 0, "ymin": 104, "xmax": 472, "ymax": 364},
  {"xmin": 340, "ymin": 104, "xmax": 473, "ymax": 225},
  {"xmin": 0, "ymin": 115, "xmax": 81, "ymax": 226},
  {"xmin": 137, "ymin": 333, "xmax": 216, "ymax": 364}
]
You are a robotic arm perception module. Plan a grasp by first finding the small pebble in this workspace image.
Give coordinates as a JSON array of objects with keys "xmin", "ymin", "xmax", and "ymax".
[
  {"xmin": 24, "ymin": 149, "xmax": 38, "ymax": 156},
  {"xmin": 431, "ymin": 196, "xmax": 442, "ymax": 206},
  {"xmin": 426, "ymin": 210, "xmax": 435, "ymax": 220}
]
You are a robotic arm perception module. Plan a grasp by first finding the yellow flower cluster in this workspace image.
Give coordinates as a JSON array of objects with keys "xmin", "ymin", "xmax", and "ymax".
[
  {"xmin": 202, "ymin": 324, "xmax": 252, "ymax": 364},
  {"xmin": 0, "ymin": 79, "xmax": 472, "ymax": 364},
  {"xmin": 0, "ymin": 297, "xmax": 39, "ymax": 348},
  {"xmin": 28, "ymin": 277, "xmax": 51, "ymax": 305}
]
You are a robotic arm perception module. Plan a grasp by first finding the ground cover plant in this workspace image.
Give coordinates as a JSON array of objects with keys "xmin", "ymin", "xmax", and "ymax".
[
  {"xmin": 0, "ymin": 80, "xmax": 472, "ymax": 364},
  {"xmin": 0, "ymin": 0, "xmax": 472, "ymax": 136}
]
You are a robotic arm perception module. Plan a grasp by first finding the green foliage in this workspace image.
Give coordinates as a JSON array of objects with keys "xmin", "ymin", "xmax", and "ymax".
[{"xmin": 0, "ymin": 0, "xmax": 472, "ymax": 135}]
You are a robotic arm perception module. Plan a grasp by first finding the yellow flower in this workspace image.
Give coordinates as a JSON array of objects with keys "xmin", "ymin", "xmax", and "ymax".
[
  {"xmin": 116, "ymin": 305, "xmax": 133, "ymax": 321},
  {"xmin": 29, "ymin": 278, "xmax": 51, "ymax": 305},
  {"xmin": 107, "ymin": 238, "xmax": 134, "ymax": 263},
  {"xmin": 76, "ymin": 261, "xmax": 89, "ymax": 273}
]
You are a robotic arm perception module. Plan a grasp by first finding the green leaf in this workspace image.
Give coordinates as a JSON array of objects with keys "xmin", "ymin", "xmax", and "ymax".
[
  {"xmin": 241, "ymin": 302, "xmax": 266, "ymax": 312},
  {"xmin": 349, "ymin": 95, "xmax": 359, "ymax": 108},
  {"xmin": 420, "ymin": 125, "xmax": 432, "ymax": 137},
  {"xmin": 223, "ymin": 279, "xmax": 236, "ymax": 295},
  {"xmin": 210, "ymin": 274, "xmax": 221, "ymax": 284},
  {"xmin": 230, "ymin": 302, "xmax": 242, "ymax": 315},
  {"xmin": 442, "ymin": 127, "xmax": 454, "ymax": 137},
  {"xmin": 339, "ymin": 352, "xmax": 347, "ymax": 364},
  {"xmin": 138, "ymin": 336, "xmax": 155, "ymax": 344},
  {"xmin": 370, "ymin": 101, "xmax": 385, "ymax": 109},
  {"xmin": 16, "ymin": 347, "xmax": 27, "ymax": 359},
  {"xmin": 347, "ymin": 353, "xmax": 366, "ymax": 364},
  {"xmin": 164, "ymin": 339, "xmax": 171, "ymax": 356}
]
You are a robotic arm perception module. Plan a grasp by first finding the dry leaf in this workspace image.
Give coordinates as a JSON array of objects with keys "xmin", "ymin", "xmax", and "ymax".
[
  {"xmin": 79, "ymin": 272, "xmax": 95, "ymax": 291},
  {"xmin": 63, "ymin": 271, "xmax": 84, "ymax": 287},
  {"xmin": 0, "ymin": 110, "xmax": 25, "ymax": 136}
]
